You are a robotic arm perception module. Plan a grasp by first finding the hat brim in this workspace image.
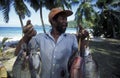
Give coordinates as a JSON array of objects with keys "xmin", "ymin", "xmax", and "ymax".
[
  {"xmin": 58, "ymin": 10, "xmax": 73, "ymax": 17},
  {"xmin": 49, "ymin": 9, "xmax": 73, "ymax": 22}
]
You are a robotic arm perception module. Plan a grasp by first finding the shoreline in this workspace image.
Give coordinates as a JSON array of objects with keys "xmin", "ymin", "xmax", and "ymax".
[
  {"xmin": 0, "ymin": 27, "xmax": 77, "ymax": 42},
  {"xmin": 0, "ymin": 36, "xmax": 106, "ymax": 51}
]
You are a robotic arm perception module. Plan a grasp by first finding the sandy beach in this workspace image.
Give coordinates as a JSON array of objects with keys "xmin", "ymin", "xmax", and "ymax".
[
  {"xmin": 0, "ymin": 47, "xmax": 16, "ymax": 77},
  {"xmin": 0, "ymin": 37, "xmax": 120, "ymax": 78}
]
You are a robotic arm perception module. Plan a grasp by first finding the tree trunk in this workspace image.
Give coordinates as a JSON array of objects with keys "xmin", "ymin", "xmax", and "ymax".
[
  {"xmin": 39, "ymin": 2, "xmax": 46, "ymax": 33},
  {"xmin": 18, "ymin": 14, "xmax": 24, "ymax": 36},
  {"xmin": 112, "ymin": 25, "xmax": 116, "ymax": 38}
]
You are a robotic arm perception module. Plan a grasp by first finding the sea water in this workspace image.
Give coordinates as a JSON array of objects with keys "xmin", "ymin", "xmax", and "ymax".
[{"xmin": 0, "ymin": 26, "xmax": 76, "ymax": 41}]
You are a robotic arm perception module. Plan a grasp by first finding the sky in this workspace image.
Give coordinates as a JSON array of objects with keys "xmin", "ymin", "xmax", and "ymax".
[{"xmin": 0, "ymin": 4, "xmax": 78, "ymax": 27}]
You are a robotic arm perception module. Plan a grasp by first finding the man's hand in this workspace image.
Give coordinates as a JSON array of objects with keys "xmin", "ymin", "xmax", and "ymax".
[
  {"xmin": 23, "ymin": 24, "xmax": 36, "ymax": 37},
  {"xmin": 78, "ymin": 30, "xmax": 89, "ymax": 40},
  {"xmin": 22, "ymin": 20, "xmax": 37, "ymax": 43},
  {"xmin": 15, "ymin": 20, "xmax": 37, "ymax": 56}
]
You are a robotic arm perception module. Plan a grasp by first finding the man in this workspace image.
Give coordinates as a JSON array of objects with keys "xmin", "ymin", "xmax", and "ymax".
[{"xmin": 13, "ymin": 7, "xmax": 78, "ymax": 78}]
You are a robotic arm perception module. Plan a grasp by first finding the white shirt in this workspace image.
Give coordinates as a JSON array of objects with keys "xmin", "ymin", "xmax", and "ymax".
[{"xmin": 28, "ymin": 31, "xmax": 78, "ymax": 78}]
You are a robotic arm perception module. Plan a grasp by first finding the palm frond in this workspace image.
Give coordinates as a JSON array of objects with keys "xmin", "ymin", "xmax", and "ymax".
[
  {"xmin": 1, "ymin": 0, "xmax": 11, "ymax": 23},
  {"xmin": 64, "ymin": 0, "xmax": 71, "ymax": 9},
  {"xmin": 14, "ymin": 0, "xmax": 31, "ymax": 19},
  {"xmin": 1, "ymin": 37, "xmax": 11, "ymax": 45},
  {"xmin": 25, "ymin": 0, "xmax": 39, "ymax": 12},
  {"xmin": 111, "ymin": 0, "xmax": 120, "ymax": 8}
]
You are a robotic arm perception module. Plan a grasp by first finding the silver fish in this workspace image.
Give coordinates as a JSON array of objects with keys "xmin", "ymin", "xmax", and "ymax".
[
  {"xmin": 13, "ymin": 43, "xmax": 41, "ymax": 78},
  {"xmin": 83, "ymin": 47, "xmax": 100, "ymax": 78}
]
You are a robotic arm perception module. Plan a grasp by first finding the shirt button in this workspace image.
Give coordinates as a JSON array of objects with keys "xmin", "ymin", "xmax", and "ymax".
[
  {"xmin": 53, "ymin": 64, "xmax": 55, "ymax": 66},
  {"xmin": 54, "ymin": 56, "xmax": 56, "ymax": 58},
  {"xmin": 52, "ymin": 72, "xmax": 54, "ymax": 74}
]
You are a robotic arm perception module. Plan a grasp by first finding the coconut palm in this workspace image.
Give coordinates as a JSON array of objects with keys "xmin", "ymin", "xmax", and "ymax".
[
  {"xmin": 25, "ymin": 0, "xmax": 47, "ymax": 33},
  {"xmin": 13, "ymin": 0, "xmax": 31, "ymax": 31},
  {"xmin": 0, "ymin": 0, "xmax": 11, "ymax": 23},
  {"xmin": 44, "ymin": 0, "xmax": 72, "ymax": 10},
  {"xmin": 74, "ymin": 0, "xmax": 97, "ymax": 33},
  {"xmin": 95, "ymin": 0, "xmax": 120, "ymax": 38},
  {"xmin": 0, "ymin": 0, "xmax": 31, "ymax": 34}
]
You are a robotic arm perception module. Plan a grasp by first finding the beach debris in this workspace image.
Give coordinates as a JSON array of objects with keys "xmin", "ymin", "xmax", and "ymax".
[{"xmin": 0, "ymin": 61, "xmax": 7, "ymax": 78}]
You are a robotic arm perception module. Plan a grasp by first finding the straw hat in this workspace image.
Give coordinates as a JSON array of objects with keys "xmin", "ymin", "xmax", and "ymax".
[{"xmin": 49, "ymin": 7, "xmax": 73, "ymax": 22}]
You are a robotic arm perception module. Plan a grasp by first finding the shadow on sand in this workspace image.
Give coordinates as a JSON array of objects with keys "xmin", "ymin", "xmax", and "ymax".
[{"xmin": 89, "ymin": 39, "xmax": 120, "ymax": 78}]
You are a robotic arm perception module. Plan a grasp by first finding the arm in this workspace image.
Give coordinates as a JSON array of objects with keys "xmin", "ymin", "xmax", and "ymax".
[
  {"xmin": 14, "ymin": 36, "xmax": 30, "ymax": 56},
  {"xmin": 14, "ymin": 20, "xmax": 36, "ymax": 56}
]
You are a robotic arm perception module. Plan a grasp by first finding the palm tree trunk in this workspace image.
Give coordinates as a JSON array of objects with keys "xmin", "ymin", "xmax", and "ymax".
[
  {"xmin": 113, "ymin": 25, "xmax": 116, "ymax": 38},
  {"xmin": 18, "ymin": 14, "xmax": 24, "ymax": 36},
  {"xmin": 39, "ymin": 2, "xmax": 46, "ymax": 33}
]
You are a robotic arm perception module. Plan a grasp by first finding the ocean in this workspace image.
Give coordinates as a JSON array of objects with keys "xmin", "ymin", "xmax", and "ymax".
[{"xmin": 0, "ymin": 26, "xmax": 76, "ymax": 41}]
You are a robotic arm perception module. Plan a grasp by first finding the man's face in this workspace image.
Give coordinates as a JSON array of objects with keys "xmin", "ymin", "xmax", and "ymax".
[{"xmin": 54, "ymin": 14, "xmax": 68, "ymax": 33}]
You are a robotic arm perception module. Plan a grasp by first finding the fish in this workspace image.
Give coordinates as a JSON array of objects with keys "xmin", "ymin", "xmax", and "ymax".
[
  {"xmin": 84, "ymin": 54, "xmax": 99, "ymax": 78},
  {"xmin": 68, "ymin": 47, "xmax": 100, "ymax": 78},
  {"xmin": 83, "ymin": 47, "xmax": 100, "ymax": 78},
  {"xmin": 28, "ymin": 50, "xmax": 41, "ymax": 78},
  {"xmin": 69, "ymin": 56, "xmax": 83, "ymax": 78},
  {"xmin": 13, "ymin": 43, "xmax": 41, "ymax": 78},
  {"xmin": 68, "ymin": 51, "xmax": 83, "ymax": 78},
  {"xmin": 13, "ymin": 20, "xmax": 41, "ymax": 78}
]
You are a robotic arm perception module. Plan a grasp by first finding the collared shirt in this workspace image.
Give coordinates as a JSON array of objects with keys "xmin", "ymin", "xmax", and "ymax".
[{"xmin": 29, "ymin": 31, "xmax": 78, "ymax": 78}]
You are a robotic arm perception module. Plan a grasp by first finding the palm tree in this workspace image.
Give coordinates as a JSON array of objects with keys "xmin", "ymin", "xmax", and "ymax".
[
  {"xmin": 0, "ymin": 0, "xmax": 31, "ymax": 34},
  {"xmin": 44, "ymin": 0, "xmax": 73, "ymax": 10},
  {"xmin": 0, "ymin": 0, "xmax": 11, "ymax": 23},
  {"xmin": 95, "ymin": 0, "xmax": 120, "ymax": 38},
  {"xmin": 25, "ymin": 0, "xmax": 47, "ymax": 33},
  {"xmin": 13, "ymin": 0, "xmax": 31, "ymax": 31},
  {"xmin": 74, "ymin": 0, "xmax": 97, "ymax": 33}
]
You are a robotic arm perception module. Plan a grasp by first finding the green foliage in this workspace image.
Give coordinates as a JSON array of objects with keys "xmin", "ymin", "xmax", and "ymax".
[
  {"xmin": 75, "ymin": 0, "xmax": 97, "ymax": 28},
  {"xmin": 68, "ymin": 20, "xmax": 77, "ymax": 28},
  {"xmin": 68, "ymin": 19, "xmax": 94, "ymax": 29},
  {"xmin": 92, "ymin": 26, "xmax": 102, "ymax": 37},
  {"xmin": 93, "ymin": 0, "xmax": 120, "ymax": 38},
  {"xmin": 0, "ymin": 37, "xmax": 10, "ymax": 53},
  {"xmin": 97, "ymin": 0, "xmax": 118, "ymax": 9},
  {"xmin": 82, "ymin": 20, "xmax": 94, "ymax": 28},
  {"xmin": 111, "ymin": 0, "xmax": 120, "ymax": 8},
  {"xmin": 0, "ymin": 0, "xmax": 11, "ymax": 23},
  {"xmin": 25, "ymin": 0, "xmax": 40, "ymax": 12},
  {"xmin": 14, "ymin": 0, "xmax": 31, "ymax": 19}
]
